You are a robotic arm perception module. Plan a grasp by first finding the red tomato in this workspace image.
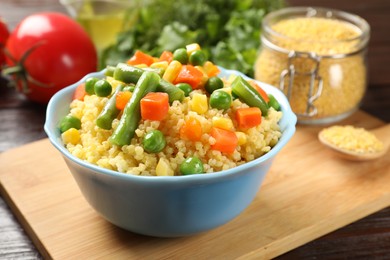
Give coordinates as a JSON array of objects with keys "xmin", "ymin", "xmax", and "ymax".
[
  {"xmin": 5, "ymin": 12, "xmax": 97, "ymax": 103},
  {"xmin": 0, "ymin": 17, "xmax": 9, "ymax": 67}
]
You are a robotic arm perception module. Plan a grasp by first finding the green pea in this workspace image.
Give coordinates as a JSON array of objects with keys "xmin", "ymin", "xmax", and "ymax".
[
  {"xmin": 142, "ymin": 130, "xmax": 166, "ymax": 153},
  {"xmin": 189, "ymin": 50, "xmax": 207, "ymax": 66},
  {"xmin": 59, "ymin": 114, "xmax": 81, "ymax": 133},
  {"xmin": 205, "ymin": 76, "xmax": 224, "ymax": 94},
  {"xmin": 180, "ymin": 157, "xmax": 204, "ymax": 175},
  {"xmin": 268, "ymin": 94, "xmax": 281, "ymax": 111},
  {"xmin": 85, "ymin": 77, "xmax": 99, "ymax": 95},
  {"xmin": 173, "ymin": 48, "xmax": 188, "ymax": 64},
  {"xmin": 209, "ymin": 90, "xmax": 232, "ymax": 110},
  {"xmin": 176, "ymin": 83, "xmax": 192, "ymax": 97},
  {"xmin": 94, "ymin": 79, "xmax": 112, "ymax": 97}
]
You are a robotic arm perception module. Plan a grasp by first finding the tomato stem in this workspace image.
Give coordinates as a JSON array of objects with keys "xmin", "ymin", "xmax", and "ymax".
[
  {"xmin": 2, "ymin": 65, "xmax": 23, "ymax": 75},
  {"xmin": 2, "ymin": 40, "xmax": 50, "ymax": 93}
]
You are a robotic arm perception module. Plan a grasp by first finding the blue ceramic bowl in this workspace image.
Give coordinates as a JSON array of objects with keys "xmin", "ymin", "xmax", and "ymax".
[{"xmin": 44, "ymin": 67, "xmax": 297, "ymax": 237}]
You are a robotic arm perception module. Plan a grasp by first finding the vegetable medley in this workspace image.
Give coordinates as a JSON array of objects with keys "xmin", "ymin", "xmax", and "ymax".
[{"xmin": 59, "ymin": 43, "xmax": 283, "ymax": 176}]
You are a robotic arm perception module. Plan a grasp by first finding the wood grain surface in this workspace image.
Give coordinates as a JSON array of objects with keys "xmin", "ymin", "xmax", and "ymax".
[
  {"xmin": 0, "ymin": 0, "xmax": 389, "ymax": 259},
  {"xmin": 0, "ymin": 111, "xmax": 389, "ymax": 259}
]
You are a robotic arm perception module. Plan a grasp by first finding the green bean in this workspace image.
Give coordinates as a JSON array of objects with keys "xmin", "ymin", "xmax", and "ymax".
[
  {"xmin": 156, "ymin": 79, "xmax": 185, "ymax": 104},
  {"xmin": 110, "ymin": 71, "xmax": 160, "ymax": 146},
  {"xmin": 104, "ymin": 65, "xmax": 116, "ymax": 77},
  {"xmin": 123, "ymin": 85, "xmax": 135, "ymax": 92},
  {"xmin": 96, "ymin": 84, "xmax": 124, "ymax": 130},
  {"xmin": 145, "ymin": 67, "xmax": 164, "ymax": 76},
  {"xmin": 114, "ymin": 63, "xmax": 184, "ymax": 104},
  {"xmin": 231, "ymin": 76, "xmax": 269, "ymax": 116},
  {"xmin": 113, "ymin": 63, "xmax": 163, "ymax": 84},
  {"xmin": 113, "ymin": 63, "xmax": 143, "ymax": 84},
  {"xmin": 268, "ymin": 94, "xmax": 281, "ymax": 111}
]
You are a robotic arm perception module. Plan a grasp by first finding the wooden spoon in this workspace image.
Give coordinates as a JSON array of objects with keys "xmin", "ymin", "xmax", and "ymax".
[{"xmin": 318, "ymin": 124, "xmax": 390, "ymax": 161}]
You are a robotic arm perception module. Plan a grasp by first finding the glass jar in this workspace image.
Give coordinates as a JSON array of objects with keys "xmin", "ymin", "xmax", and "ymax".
[{"xmin": 255, "ymin": 7, "xmax": 370, "ymax": 124}]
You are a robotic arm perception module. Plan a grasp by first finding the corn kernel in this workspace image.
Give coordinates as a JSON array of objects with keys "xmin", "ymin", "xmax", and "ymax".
[
  {"xmin": 186, "ymin": 43, "xmax": 201, "ymax": 55},
  {"xmin": 106, "ymin": 77, "xmax": 124, "ymax": 90},
  {"xmin": 219, "ymin": 87, "xmax": 232, "ymax": 96},
  {"xmin": 236, "ymin": 131, "xmax": 247, "ymax": 145},
  {"xmin": 190, "ymin": 93, "xmax": 208, "ymax": 114},
  {"xmin": 203, "ymin": 61, "xmax": 220, "ymax": 77},
  {"xmin": 62, "ymin": 128, "xmax": 80, "ymax": 145},
  {"xmin": 163, "ymin": 60, "xmax": 182, "ymax": 82},
  {"xmin": 156, "ymin": 158, "xmax": 174, "ymax": 176},
  {"xmin": 212, "ymin": 117, "xmax": 234, "ymax": 131},
  {"xmin": 150, "ymin": 61, "xmax": 169, "ymax": 72},
  {"xmin": 134, "ymin": 64, "xmax": 148, "ymax": 69},
  {"xmin": 227, "ymin": 74, "xmax": 238, "ymax": 84}
]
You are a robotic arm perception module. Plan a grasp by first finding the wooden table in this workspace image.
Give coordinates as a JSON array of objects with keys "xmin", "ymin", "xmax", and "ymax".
[{"xmin": 0, "ymin": 0, "xmax": 389, "ymax": 259}]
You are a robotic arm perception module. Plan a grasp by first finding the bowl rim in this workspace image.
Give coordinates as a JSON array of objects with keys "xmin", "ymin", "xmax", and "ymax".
[{"xmin": 44, "ymin": 67, "xmax": 297, "ymax": 184}]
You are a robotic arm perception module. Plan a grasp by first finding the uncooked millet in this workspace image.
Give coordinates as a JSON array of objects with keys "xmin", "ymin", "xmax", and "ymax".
[
  {"xmin": 255, "ymin": 17, "xmax": 367, "ymax": 122},
  {"xmin": 320, "ymin": 125, "xmax": 384, "ymax": 153}
]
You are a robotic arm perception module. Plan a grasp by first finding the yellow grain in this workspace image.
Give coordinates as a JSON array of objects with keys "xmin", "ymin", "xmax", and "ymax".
[
  {"xmin": 321, "ymin": 125, "xmax": 384, "ymax": 153},
  {"xmin": 255, "ymin": 17, "xmax": 366, "ymax": 120}
]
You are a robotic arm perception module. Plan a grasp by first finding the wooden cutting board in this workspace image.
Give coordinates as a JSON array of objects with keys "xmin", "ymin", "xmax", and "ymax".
[{"xmin": 0, "ymin": 111, "xmax": 389, "ymax": 260}]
